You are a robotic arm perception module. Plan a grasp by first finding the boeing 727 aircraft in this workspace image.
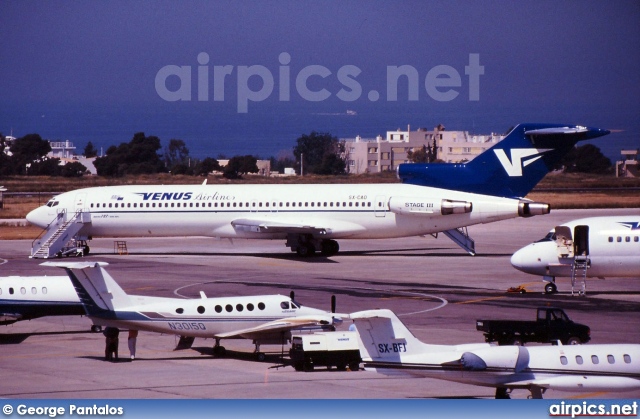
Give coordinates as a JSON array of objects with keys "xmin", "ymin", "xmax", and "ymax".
[
  {"xmin": 26, "ymin": 124, "xmax": 609, "ymax": 258},
  {"xmin": 43, "ymin": 261, "xmax": 342, "ymax": 360},
  {"xmin": 511, "ymin": 216, "xmax": 640, "ymax": 295},
  {"xmin": 351, "ymin": 309, "xmax": 640, "ymax": 399}
]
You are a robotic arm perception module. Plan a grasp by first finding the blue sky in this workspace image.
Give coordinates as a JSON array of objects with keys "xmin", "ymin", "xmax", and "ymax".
[{"xmin": 0, "ymin": 1, "xmax": 638, "ymax": 158}]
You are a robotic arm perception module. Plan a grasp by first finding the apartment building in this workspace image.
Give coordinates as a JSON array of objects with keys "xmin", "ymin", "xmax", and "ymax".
[{"xmin": 343, "ymin": 125, "xmax": 505, "ymax": 174}]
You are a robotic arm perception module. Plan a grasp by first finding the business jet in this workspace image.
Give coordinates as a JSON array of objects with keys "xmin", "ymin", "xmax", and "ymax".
[
  {"xmin": 26, "ymin": 124, "xmax": 609, "ymax": 258},
  {"xmin": 511, "ymin": 216, "xmax": 640, "ymax": 295},
  {"xmin": 351, "ymin": 309, "xmax": 640, "ymax": 399},
  {"xmin": 0, "ymin": 274, "xmax": 84, "ymax": 326},
  {"xmin": 42, "ymin": 261, "xmax": 342, "ymax": 360}
]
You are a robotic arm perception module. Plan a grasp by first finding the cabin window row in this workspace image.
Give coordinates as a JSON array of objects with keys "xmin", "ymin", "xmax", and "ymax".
[
  {"xmin": 560, "ymin": 354, "xmax": 632, "ymax": 365},
  {"xmin": 608, "ymin": 236, "xmax": 639, "ymax": 243},
  {"xmin": 0, "ymin": 286, "xmax": 48, "ymax": 295},
  {"xmin": 90, "ymin": 201, "xmax": 374, "ymax": 209},
  {"xmin": 174, "ymin": 300, "xmax": 299, "ymax": 315}
]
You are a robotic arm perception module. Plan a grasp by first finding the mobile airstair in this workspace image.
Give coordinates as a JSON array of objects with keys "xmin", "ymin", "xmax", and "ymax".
[{"xmin": 30, "ymin": 210, "xmax": 91, "ymax": 259}]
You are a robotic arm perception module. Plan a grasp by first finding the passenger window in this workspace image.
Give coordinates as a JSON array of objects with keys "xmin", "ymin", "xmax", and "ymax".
[
  {"xmin": 258, "ymin": 302, "xmax": 265, "ymax": 310},
  {"xmin": 617, "ymin": 237, "xmax": 622, "ymax": 242},
  {"xmin": 626, "ymin": 237, "xmax": 630, "ymax": 242},
  {"xmin": 591, "ymin": 355, "xmax": 599, "ymax": 364},
  {"xmin": 624, "ymin": 354, "xmax": 631, "ymax": 364},
  {"xmin": 0, "ymin": 288, "xmax": 2, "ymax": 295},
  {"xmin": 247, "ymin": 303, "xmax": 254, "ymax": 311},
  {"xmin": 349, "ymin": 202, "xmax": 353, "ymax": 207},
  {"xmin": 225, "ymin": 304, "xmax": 233, "ymax": 312},
  {"xmin": 109, "ymin": 203, "xmax": 112, "ymax": 208},
  {"xmin": 197, "ymin": 306, "xmax": 205, "ymax": 314},
  {"xmin": 20, "ymin": 287, "xmax": 26, "ymax": 295},
  {"xmin": 165, "ymin": 203, "xmax": 168, "ymax": 207},
  {"xmin": 215, "ymin": 305, "xmax": 222, "ymax": 313},
  {"xmin": 233, "ymin": 203, "xmax": 236, "ymax": 207},
  {"xmin": 280, "ymin": 301, "xmax": 290, "ymax": 309},
  {"xmin": 635, "ymin": 237, "xmax": 639, "ymax": 242},
  {"xmin": 9, "ymin": 287, "xmax": 14, "ymax": 295},
  {"xmin": 176, "ymin": 308, "xmax": 184, "ymax": 314},
  {"xmin": 127, "ymin": 203, "xmax": 131, "ymax": 208},
  {"xmin": 607, "ymin": 355, "xmax": 615, "ymax": 364},
  {"xmin": 170, "ymin": 203, "xmax": 174, "ymax": 208},
  {"xmin": 575, "ymin": 355, "xmax": 583, "ymax": 365},
  {"xmin": 355, "ymin": 202, "xmax": 359, "ymax": 207},
  {"xmin": 330, "ymin": 202, "xmax": 333, "ymax": 207},
  {"xmin": 236, "ymin": 304, "xmax": 244, "ymax": 312},
  {"xmin": 560, "ymin": 356, "xmax": 568, "ymax": 365},
  {"xmin": 31, "ymin": 287, "xmax": 37, "ymax": 294},
  {"xmin": 42, "ymin": 287, "xmax": 47, "ymax": 294}
]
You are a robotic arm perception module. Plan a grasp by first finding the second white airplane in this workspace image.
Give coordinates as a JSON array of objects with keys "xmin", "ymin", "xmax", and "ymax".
[
  {"xmin": 511, "ymin": 216, "xmax": 640, "ymax": 294},
  {"xmin": 26, "ymin": 124, "xmax": 609, "ymax": 257},
  {"xmin": 42, "ymin": 261, "xmax": 342, "ymax": 360},
  {"xmin": 351, "ymin": 309, "xmax": 640, "ymax": 399}
]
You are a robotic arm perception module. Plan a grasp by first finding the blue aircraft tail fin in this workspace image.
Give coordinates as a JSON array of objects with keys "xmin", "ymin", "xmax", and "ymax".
[{"xmin": 397, "ymin": 124, "xmax": 609, "ymax": 198}]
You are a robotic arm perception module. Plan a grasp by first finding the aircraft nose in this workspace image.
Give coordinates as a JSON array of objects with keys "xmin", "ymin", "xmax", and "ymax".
[
  {"xmin": 511, "ymin": 245, "xmax": 537, "ymax": 273},
  {"xmin": 26, "ymin": 206, "xmax": 49, "ymax": 228}
]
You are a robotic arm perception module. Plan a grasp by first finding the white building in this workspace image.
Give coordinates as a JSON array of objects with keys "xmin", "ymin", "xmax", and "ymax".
[{"xmin": 343, "ymin": 125, "xmax": 505, "ymax": 174}]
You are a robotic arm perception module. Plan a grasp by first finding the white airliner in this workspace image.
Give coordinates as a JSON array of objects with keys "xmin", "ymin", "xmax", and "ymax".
[
  {"xmin": 25, "ymin": 124, "xmax": 609, "ymax": 257},
  {"xmin": 42, "ymin": 261, "xmax": 342, "ymax": 360},
  {"xmin": 351, "ymin": 309, "xmax": 640, "ymax": 399},
  {"xmin": 0, "ymin": 275, "xmax": 84, "ymax": 326},
  {"xmin": 511, "ymin": 216, "xmax": 640, "ymax": 294}
]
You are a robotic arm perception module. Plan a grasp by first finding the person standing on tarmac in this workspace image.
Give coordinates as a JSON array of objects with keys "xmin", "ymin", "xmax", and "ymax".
[{"xmin": 128, "ymin": 330, "xmax": 138, "ymax": 360}]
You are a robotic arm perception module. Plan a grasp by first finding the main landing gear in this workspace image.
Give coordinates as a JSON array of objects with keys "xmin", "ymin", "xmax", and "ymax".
[
  {"xmin": 286, "ymin": 234, "xmax": 340, "ymax": 257},
  {"xmin": 543, "ymin": 276, "xmax": 558, "ymax": 294}
]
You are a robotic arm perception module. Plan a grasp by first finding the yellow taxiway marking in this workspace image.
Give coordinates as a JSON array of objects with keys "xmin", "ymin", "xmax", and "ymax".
[
  {"xmin": 456, "ymin": 296, "xmax": 507, "ymax": 305},
  {"xmin": 566, "ymin": 391, "xmax": 611, "ymax": 399}
]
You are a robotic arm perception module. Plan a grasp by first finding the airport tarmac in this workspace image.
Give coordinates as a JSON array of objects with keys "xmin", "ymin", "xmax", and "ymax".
[{"xmin": 1, "ymin": 208, "xmax": 639, "ymax": 399}]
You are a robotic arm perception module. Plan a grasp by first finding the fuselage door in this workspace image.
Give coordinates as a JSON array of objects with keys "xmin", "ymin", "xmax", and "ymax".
[
  {"xmin": 554, "ymin": 226, "xmax": 573, "ymax": 258},
  {"xmin": 574, "ymin": 225, "xmax": 589, "ymax": 256},
  {"xmin": 375, "ymin": 195, "xmax": 387, "ymax": 217},
  {"xmin": 74, "ymin": 193, "xmax": 87, "ymax": 212}
]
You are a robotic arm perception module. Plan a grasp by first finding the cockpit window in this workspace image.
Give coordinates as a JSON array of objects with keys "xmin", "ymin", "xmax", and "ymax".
[
  {"xmin": 280, "ymin": 301, "xmax": 290, "ymax": 309},
  {"xmin": 46, "ymin": 200, "xmax": 59, "ymax": 207},
  {"xmin": 536, "ymin": 231, "xmax": 555, "ymax": 243}
]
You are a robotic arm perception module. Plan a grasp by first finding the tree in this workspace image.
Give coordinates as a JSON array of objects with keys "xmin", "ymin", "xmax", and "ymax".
[
  {"xmin": 561, "ymin": 144, "xmax": 612, "ymax": 174},
  {"xmin": 94, "ymin": 132, "xmax": 166, "ymax": 177},
  {"xmin": 10, "ymin": 134, "xmax": 51, "ymax": 174},
  {"xmin": 193, "ymin": 157, "xmax": 221, "ymax": 176},
  {"xmin": 27, "ymin": 158, "xmax": 62, "ymax": 176},
  {"xmin": 223, "ymin": 155, "xmax": 258, "ymax": 179},
  {"xmin": 84, "ymin": 141, "xmax": 98, "ymax": 158},
  {"xmin": 293, "ymin": 131, "xmax": 346, "ymax": 175},
  {"xmin": 60, "ymin": 161, "xmax": 88, "ymax": 177},
  {"xmin": 164, "ymin": 139, "xmax": 190, "ymax": 168}
]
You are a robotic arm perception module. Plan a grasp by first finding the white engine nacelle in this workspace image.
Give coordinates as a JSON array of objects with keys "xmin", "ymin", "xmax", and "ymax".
[{"xmin": 389, "ymin": 197, "xmax": 472, "ymax": 216}]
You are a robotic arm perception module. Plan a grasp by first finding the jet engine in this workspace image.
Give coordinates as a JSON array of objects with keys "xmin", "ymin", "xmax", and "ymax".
[{"xmin": 388, "ymin": 197, "xmax": 472, "ymax": 217}]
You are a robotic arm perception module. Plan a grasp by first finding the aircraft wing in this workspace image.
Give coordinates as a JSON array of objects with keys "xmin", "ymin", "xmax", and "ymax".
[
  {"xmin": 230, "ymin": 218, "xmax": 329, "ymax": 235},
  {"xmin": 215, "ymin": 314, "xmax": 336, "ymax": 339},
  {"xmin": 231, "ymin": 217, "xmax": 367, "ymax": 237}
]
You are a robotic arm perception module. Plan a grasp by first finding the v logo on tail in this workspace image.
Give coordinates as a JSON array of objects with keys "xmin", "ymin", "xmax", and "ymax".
[
  {"xmin": 493, "ymin": 148, "xmax": 552, "ymax": 177},
  {"xmin": 398, "ymin": 124, "xmax": 610, "ymax": 198}
]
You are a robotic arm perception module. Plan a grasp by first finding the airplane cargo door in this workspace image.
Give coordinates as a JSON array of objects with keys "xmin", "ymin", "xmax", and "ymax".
[
  {"xmin": 574, "ymin": 225, "xmax": 589, "ymax": 256},
  {"xmin": 375, "ymin": 195, "xmax": 387, "ymax": 217}
]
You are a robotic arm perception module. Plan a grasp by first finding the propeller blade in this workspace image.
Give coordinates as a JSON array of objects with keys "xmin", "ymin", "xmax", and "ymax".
[
  {"xmin": 331, "ymin": 295, "xmax": 336, "ymax": 313},
  {"xmin": 290, "ymin": 290, "xmax": 295, "ymax": 301}
]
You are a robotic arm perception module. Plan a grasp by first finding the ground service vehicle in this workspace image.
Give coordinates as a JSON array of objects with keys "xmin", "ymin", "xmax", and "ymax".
[
  {"xmin": 476, "ymin": 308, "xmax": 590, "ymax": 345},
  {"xmin": 290, "ymin": 331, "xmax": 361, "ymax": 372}
]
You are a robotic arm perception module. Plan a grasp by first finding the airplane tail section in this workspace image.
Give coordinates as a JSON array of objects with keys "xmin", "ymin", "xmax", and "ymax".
[
  {"xmin": 41, "ymin": 262, "xmax": 132, "ymax": 317},
  {"xmin": 398, "ymin": 124, "xmax": 610, "ymax": 198},
  {"xmin": 350, "ymin": 309, "xmax": 435, "ymax": 361}
]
